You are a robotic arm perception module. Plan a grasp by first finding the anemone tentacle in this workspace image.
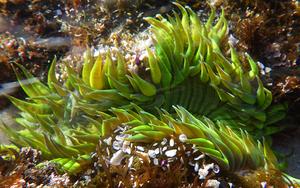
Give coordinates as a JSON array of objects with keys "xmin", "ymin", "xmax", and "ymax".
[{"xmin": 100, "ymin": 105, "xmax": 277, "ymax": 172}]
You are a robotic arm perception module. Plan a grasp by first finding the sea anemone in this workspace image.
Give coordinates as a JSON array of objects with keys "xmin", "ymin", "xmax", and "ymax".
[{"xmin": 1, "ymin": 3, "xmax": 297, "ymax": 186}]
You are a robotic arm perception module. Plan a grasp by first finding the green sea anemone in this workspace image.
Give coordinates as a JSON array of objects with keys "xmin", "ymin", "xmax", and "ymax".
[
  {"xmin": 1, "ymin": 2, "xmax": 296, "ymax": 186},
  {"xmin": 46, "ymin": 3, "xmax": 286, "ymax": 137}
]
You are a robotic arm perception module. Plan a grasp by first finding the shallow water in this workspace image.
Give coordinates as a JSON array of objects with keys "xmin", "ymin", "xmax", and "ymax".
[{"xmin": 0, "ymin": 0, "xmax": 299, "ymax": 186}]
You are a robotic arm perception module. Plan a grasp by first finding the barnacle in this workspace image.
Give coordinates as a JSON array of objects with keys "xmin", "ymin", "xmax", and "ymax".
[{"xmin": 1, "ymin": 3, "xmax": 297, "ymax": 186}]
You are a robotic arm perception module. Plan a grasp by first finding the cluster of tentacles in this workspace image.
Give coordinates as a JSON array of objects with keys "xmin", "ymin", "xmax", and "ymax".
[{"xmin": 1, "ymin": 3, "xmax": 297, "ymax": 186}]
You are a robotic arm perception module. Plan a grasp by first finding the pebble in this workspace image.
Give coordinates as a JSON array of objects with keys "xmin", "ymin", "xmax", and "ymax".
[
  {"xmin": 194, "ymin": 154, "xmax": 205, "ymax": 161},
  {"xmin": 128, "ymin": 156, "xmax": 134, "ymax": 168},
  {"xmin": 56, "ymin": 9, "xmax": 62, "ymax": 16},
  {"xmin": 228, "ymin": 34, "xmax": 238, "ymax": 46},
  {"xmin": 115, "ymin": 134, "xmax": 127, "ymax": 141},
  {"xmin": 198, "ymin": 163, "xmax": 214, "ymax": 179},
  {"xmin": 148, "ymin": 150, "xmax": 156, "ymax": 158},
  {"xmin": 103, "ymin": 137, "xmax": 112, "ymax": 145},
  {"xmin": 152, "ymin": 143, "xmax": 158, "ymax": 147},
  {"xmin": 136, "ymin": 146, "xmax": 144, "ymax": 151},
  {"xmin": 213, "ymin": 164, "xmax": 220, "ymax": 174},
  {"xmin": 265, "ymin": 67, "xmax": 272, "ymax": 74},
  {"xmin": 122, "ymin": 140, "xmax": 131, "ymax": 154},
  {"xmin": 162, "ymin": 146, "xmax": 168, "ymax": 152},
  {"xmin": 179, "ymin": 134, "xmax": 187, "ymax": 143},
  {"xmin": 112, "ymin": 140, "xmax": 121, "ymax": 150},
  {"xmin": 194, "ymin": 162, "xmax": 199, "ymax": 172},
  {"xmin": 169, "ymin": 138, "xmax": 175, "ymax": 147},
  {"xmin": 206, "ymin": 179, "xmax": 221, "ymax": 188},
  {"xmin": 161, "ymin": 138, "xmax": 168, "ymax": 145},
  {"xmin": 261, "ymin": 182, "xmax": 267, "ymax": 188},
  {"xmin": 154, "ymin": 148, "xmax": 160, "ymax": 154},
  {"xmin": 110, "ymin": 150, "xmax": 125, "ymax": 165},
  {"xmin": 153, "ymin": 158, "xmax": 159, "ymax": 166},
  {"xmin": 165, "ymin": 149, "xmax": 177, "ymax": 157}
]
